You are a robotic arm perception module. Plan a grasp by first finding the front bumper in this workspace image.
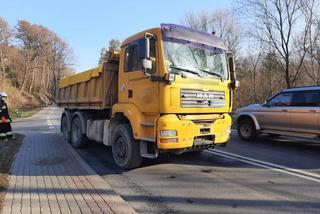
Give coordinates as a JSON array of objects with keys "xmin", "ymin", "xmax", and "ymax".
[{"xmin": 157, "ymin": 113, "xmax": 232, "ymax": 150}]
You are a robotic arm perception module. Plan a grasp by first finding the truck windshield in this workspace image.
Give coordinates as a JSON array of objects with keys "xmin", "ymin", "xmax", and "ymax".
[{"xmin": 163, "ymin": 41, "xmax": 228, "ymax": 80}]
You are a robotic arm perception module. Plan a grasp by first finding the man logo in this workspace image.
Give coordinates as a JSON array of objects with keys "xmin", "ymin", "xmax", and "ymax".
[{"xmin": 196, "ymin": 93, "xmax": 214, "ymax": 99}]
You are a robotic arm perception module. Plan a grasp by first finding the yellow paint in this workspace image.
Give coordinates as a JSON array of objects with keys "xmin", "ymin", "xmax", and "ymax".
[
  {"xmin": 156, "ymin": 114, "xmax": 231, "ymax": 149},
  {"xmin": 112, "ymin": 103, "xmax": 159, "ymax": 140},
  {"xmin": 59, "ymin": 51, "xmax": 119, "ymax": 88}
]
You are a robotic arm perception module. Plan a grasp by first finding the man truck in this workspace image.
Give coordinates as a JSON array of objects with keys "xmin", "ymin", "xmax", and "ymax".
[{"xmin": 56, "ymin": 23, "xmax": 238, "ymax": 169}]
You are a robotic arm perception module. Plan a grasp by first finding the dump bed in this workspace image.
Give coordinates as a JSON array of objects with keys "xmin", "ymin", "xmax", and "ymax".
[{"xmin": 56, "ymin": 52, "xmax": 119, "ymax": 110}]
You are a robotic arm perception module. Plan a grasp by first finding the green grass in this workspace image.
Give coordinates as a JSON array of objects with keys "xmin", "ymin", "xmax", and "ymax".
[{"xmin": 10, "ymin": 108, "xmax": 41, "ymax": 120}]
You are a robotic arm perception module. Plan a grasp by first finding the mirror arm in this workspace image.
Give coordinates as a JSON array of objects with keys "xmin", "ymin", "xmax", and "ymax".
[
  {"xmin": 227, "ymin": 52, "xmax": 239, "ymax": 90},
  {"xmin": 145, "ymin": 34, "xmax": 151, "ymax": 60},
  {"xmin": 142, "ymin": 32, "xmax": 155, "ymax": 75}
]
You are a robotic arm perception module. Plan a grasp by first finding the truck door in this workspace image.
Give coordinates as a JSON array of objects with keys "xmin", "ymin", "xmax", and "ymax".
[{"xmin": 122, "ymin": 37, "xmax": 159, "ymax": 113}]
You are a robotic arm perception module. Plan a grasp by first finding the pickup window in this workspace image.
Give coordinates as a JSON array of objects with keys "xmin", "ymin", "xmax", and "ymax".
[
  {"xmin": 290, "ymin": 90, "xmax": 320, "ymax": 107},
  {"xmin": 267, "ymin": 92, "xmax": 293, "ymax": 106}
]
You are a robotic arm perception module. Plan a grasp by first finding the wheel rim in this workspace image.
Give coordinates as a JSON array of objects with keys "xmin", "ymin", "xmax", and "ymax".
[
  {"xmin": 240, "ymin": 123, "xmax": 252, "ymax": 138},
  {"xmin": 114, "ymin": 136, "xmax": 127, "ymax": 164}
]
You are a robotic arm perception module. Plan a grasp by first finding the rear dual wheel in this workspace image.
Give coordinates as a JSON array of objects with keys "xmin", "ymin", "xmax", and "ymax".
[
  {"xmin": 70, "ymin": 117, "xmax": 88, "ymax": 148},
  {"xmin": 61, "ymin": 115, "xmax": 70, "ymax": 142}
]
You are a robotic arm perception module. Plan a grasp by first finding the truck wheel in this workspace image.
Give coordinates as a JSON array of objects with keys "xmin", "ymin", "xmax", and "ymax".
[
  {"xmin": 70, "ymin": 117, "xmax": 88, "ymax": 148},
  {"xmin": 61, "ymin": 115, "xmax": 70, "ymax": 142},
  {"xmin": 237, "ymin": 118, "xmax": 257, "ymax": 141},
  {"xmin": 112, "ymin": 124, "xmax": 142, "ymax": 169}
]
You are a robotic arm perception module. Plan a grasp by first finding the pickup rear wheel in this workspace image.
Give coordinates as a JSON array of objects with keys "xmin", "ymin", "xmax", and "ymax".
[
  {"xmin": 237, "ymin": 118, "xmax": 257, "ymax": 141},
  {"xmin": 70, "ymin": 117, "xmax": 88, "ymax": 148},
  {"xmin": 112, "ymin": 124, "xmax": 142, "ymax": 169}
]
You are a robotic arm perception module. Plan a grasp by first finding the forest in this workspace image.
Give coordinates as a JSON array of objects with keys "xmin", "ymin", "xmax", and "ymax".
[{"xmin": 0, "ymin": 18, "xmax": 72, "ymax": 112}]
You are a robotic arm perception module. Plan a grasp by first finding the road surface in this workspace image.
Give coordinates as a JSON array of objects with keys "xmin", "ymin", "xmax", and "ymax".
[{"xmin": 13, "ymin": 107, "xmax": 320, "ymax": 214}]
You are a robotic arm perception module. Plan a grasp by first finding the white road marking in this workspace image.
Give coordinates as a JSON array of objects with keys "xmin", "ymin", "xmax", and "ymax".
[
  {"xmin": 206, "ymin": 149, "xmax": 320, "ymax": 183},
  {"xmin": 46, "ymin": 117, "xmax": 56, "ymax": 129}
]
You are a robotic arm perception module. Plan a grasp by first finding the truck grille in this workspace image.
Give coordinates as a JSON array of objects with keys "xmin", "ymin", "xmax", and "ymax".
[{"xmin": 180, "ymin": 89, "xmax": 226, "ymax": 108}]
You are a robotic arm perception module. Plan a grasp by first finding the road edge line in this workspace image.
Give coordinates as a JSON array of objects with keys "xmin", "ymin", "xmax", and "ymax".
[{"xmin": 205, "ymin": 149, "xmax": 320, "ymax": 183}]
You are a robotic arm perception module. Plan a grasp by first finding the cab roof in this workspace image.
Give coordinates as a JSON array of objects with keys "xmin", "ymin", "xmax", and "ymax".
[
  {"xmin": 284, "ymin": 86, "xmax": 320, "ymax": 92},
  {"xmin": 122, "ymin": 23, "xmax": 228, "ymax": 50}
]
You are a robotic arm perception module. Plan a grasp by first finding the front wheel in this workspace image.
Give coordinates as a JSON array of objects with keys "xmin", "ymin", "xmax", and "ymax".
[
  {"xmin": 112, "ymin": 124, "xmax": 142, "ymax": 169},
  {"xmin": 237, "ymin": 118, "xmax": 257, "ymax": 141}
]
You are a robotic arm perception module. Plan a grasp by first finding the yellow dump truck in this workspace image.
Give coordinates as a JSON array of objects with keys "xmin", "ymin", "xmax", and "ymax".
[{"xmin": 56, "ymin": 23, "xmax": 238, "ymax": 169}]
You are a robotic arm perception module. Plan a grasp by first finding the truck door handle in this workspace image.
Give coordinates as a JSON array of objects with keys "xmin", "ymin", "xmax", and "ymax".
[
  {"xmin": 310, "ymin": 110, "xmax": 316, "ymax": 113},
  {"xmin": 281, "ymin": 109, "xmax": 288, "ymax": 112}
]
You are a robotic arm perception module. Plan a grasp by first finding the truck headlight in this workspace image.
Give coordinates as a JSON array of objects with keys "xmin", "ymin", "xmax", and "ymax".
[{"xmin": 160, "ymin": 130, "xmax": 177, "ymax": 137}]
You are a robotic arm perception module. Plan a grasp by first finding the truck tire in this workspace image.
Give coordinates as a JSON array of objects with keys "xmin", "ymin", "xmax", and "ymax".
[
  {"xmin": 112, "ymin": 124, "xmax": 142, "ymax": 169},
  {"xmin": 70, "ymin": 117, "xmax": 88, "ymax": 148},
  {"xmin": 61, "ymin": 115, "xmax": 70, "ymax": 142},
  {"xmin": 237, "ymin": 118, "xmax": 257, "ymax": 141}
]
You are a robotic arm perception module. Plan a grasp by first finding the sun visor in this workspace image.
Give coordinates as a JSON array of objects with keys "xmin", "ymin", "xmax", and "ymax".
[{"xmin": 161, "ymin": 23, "xmax": 227, "ymax": 51}]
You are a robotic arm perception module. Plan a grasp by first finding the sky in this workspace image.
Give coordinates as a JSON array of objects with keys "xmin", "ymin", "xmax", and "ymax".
[{"xmin": 1, "ymin": 0, "xmax": 232, "ymax": 71}]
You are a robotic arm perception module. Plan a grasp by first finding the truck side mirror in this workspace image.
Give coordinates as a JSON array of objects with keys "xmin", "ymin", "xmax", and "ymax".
[
  {"xmin": 142, "ymin": 33, "xmax": 154, "ymax": 75},
  {"xmin": 231, "ymin": 80, "xmax": 240, "ymax": 89},
  {"xmin": 227, "ymin": 52, "xmax": 239, "ymax": 90},
  {"xmin": 142, "ymin": 58, "xmax": 152, "ymax": 70}
]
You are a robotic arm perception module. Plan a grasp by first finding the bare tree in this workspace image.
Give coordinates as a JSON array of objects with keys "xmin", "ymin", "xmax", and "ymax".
[
  {"xmin": 181, "ymin": 9, "xmax": 241, "ymax": 59},
  {"xmin": 98, "ymin": 38, "xmax": 121, "ymax": 64},
  {"xmin": 209, "ymin": 10, "xmax": 241, "ymax": 57},
  {"xmin": 238, "ymin": 0, "xmax": 314, "ymax": 88},
  {"xmin": 15, "ymin": 20, "xmax": 72, "ymax": 100},
  {"xmin": 247, "ymin": 39, "xmax": 264, "ymax": 102},
  {"xmin": 0, "ymin": 17, "xmax": 12, "ymax": 90},
  {"xmin": 301, "ymin": 0, "xmax": 320, "ymax": 84}
]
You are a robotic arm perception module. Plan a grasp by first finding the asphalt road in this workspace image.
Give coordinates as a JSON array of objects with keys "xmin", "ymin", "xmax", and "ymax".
[{"xmin": 13, "ymin": 107, "xmax": 320, "ymax": 214}]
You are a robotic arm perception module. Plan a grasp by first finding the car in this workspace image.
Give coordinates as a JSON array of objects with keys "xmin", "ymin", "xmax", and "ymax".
[{"xmin": 235, "ymin": 86, "xmax": 320, "ymax": 141}]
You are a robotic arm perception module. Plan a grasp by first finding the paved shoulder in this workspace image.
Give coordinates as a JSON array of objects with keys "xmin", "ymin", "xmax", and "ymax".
[{"xmin": 3, "ymin": 107, "xmax": 136, "ymax": 214}]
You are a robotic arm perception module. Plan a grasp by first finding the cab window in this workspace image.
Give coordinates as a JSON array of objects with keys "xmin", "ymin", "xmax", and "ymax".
[{"xmin": 124, "ymin": 37, "xmax": 156, "ymax": 73}]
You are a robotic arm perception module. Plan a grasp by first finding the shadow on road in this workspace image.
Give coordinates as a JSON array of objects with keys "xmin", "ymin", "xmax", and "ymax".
[{"xmin": 75, "ymin": 134, "xmax": 320, "ymax": 177}]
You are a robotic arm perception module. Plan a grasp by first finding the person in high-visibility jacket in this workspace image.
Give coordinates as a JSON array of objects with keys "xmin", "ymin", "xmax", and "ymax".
[{"xmin": 0, "ymin": 92, "xmax": 13, "ymax": 141}]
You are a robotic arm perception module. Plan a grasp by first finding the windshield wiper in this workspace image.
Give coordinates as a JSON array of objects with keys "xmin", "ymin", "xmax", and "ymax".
[
  {"xmin": 169, "ymin": 65, "xmax": 202, "ymax": 77},
  {"xmin": 199, "ymin": 69, "xmax": 223, "ymax": 81}
]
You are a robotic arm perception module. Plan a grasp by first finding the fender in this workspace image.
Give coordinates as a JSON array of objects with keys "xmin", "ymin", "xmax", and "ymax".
[
  {"xmin": 112, "ymin": 103, "xmax": 151, "ymax": 140},
  {"xmin": 71, "ymin": 111, "xmax": 87, "ymax": 134},
  {"xmin": 237, "ymin": 113, "xmax": 261, "ymax": 131}
]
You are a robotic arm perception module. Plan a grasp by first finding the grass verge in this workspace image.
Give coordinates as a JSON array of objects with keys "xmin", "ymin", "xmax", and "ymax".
[
  {"xmin": 10, "ymin": 108, "xmax": 42, "ymax": 120},
  {"xmin": 0, "ymin": 133, "xmax": 24, "ymax": 213}
]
